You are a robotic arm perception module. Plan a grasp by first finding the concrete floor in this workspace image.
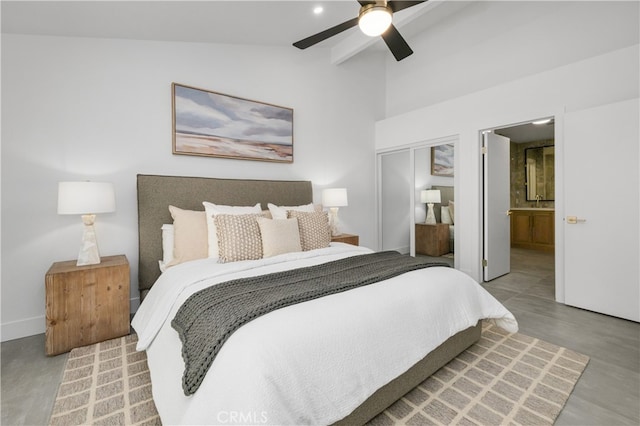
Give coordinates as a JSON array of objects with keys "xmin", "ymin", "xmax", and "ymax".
[
  {"xmin": 483, "ymin": 248, "xmax": 639, "ymax": 426},
  {"xmin": 1, "ymin": 247, "xmax": 638, "ymax": 425}
]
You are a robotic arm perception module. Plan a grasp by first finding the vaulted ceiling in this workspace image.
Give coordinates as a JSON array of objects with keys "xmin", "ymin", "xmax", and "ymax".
[{"xmin": 2, "ymin": 1, "xmax": 458, "ymax": 64}]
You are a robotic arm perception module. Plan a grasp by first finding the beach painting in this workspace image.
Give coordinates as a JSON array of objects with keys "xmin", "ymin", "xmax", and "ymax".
[
  {"xmin": 431, "ymin": 143, "xmax": 454, "ymax": 177},
  {"xmin": 172, "ymin": 83, "xmax": 293, "ymax": 163}
]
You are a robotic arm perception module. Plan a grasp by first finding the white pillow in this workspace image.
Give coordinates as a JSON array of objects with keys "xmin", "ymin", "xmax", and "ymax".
[
  {"xmin": 441, "ymin": 206, "xmax": 453, "ymax": 225},
  {"xmin": 257, "ymin": 217, "xmax": 302, "ymax": 257},
  {"xmin": 203, "ymin": 202, "xmax": 262, "ymax": 258},
  {"xmin": 159, "ymin": 224, "xmax": 174, "ymax": 272},
  {"xmin": 267, "ymin": 202, "xmax": 315, "ymax": 220}
]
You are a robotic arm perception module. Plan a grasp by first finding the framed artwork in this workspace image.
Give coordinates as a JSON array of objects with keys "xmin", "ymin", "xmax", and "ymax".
[
  {"xmin": 431, "ymin": 144, "xmax": 454, "ymax": 177},
  {"xmin": 172, "ymin": 83, "xmax": 293, "ymax": 163}
]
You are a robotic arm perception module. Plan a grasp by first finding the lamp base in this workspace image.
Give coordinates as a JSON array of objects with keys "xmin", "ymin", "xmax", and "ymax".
[
  {"xmin": 328, "ymin": 207, "xmax": 342, "ymax": 237},
  {"xmin": 77, "ymin": 214, "xmax": 101, "ymax": 266},
  {"xmin": 425, "ymin": 203, "xmax": 437, "ymax": 224}
]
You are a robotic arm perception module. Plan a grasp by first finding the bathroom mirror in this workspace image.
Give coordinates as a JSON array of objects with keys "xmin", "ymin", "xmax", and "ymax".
[{"xmin": 525, "ymin": 145, "xmax": 555, "ymax": 201}]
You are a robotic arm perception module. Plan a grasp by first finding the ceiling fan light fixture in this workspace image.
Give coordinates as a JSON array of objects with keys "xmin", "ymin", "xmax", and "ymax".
[{"xmin": 358, "ymin": 4, "xmax": 392, "ymax": 37}]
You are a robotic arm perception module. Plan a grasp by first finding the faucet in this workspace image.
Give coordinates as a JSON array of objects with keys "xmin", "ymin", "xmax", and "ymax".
[{"xmin": 536, "ymin": 194, "xmax": 542, "ymax": 207}]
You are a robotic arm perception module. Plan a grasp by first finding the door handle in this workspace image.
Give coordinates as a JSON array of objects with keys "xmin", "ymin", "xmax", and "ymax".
[{"xmin": 566, "ymin": 216, "xmax": 586, "ymax": 224}]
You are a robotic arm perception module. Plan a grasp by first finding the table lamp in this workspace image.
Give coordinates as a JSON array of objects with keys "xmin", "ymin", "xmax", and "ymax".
[
  {"xmin": 322, "ymin": 188, "xmax": 348, "ymax": 236},
  {"xmin": 420, "ymin": 189, "xmax": 441, "ymax": 224},
  {"xmin": 58, "ymin": 181, "xmax": 116, "ymax": 266}
]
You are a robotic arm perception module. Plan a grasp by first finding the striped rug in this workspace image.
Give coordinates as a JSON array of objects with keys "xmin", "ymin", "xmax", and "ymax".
[{"xmin": 49, "ymin": 324, "xmax": 588, "ymax": 425}]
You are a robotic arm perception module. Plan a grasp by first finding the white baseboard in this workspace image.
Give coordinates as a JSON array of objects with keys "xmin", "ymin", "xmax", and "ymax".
[
  {"xmin": 1, "ymin": 315, "xmax": 45, "ymax": 342},
  {"xmin": 2, "ymin": 297, "xmax": 141, "ymax": 343},
  {"xmin": 391, "ymin": 245, "xmax": 410, "ymax": 255}
]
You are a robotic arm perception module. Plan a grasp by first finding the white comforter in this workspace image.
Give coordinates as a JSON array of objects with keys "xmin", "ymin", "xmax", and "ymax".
[{"xmin": 132, "ymin": 244, "xmax": 517, "ymax": 425}]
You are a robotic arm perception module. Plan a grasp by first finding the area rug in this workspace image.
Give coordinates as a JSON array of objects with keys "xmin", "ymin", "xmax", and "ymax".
[{"xmin": 49, "ymin": 324, "xmax": 588, "ymax": 426}]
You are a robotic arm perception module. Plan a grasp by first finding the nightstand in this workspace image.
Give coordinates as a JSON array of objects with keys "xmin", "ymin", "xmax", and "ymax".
[
  {"xmin": 331, "ymin": 233, "xmax": 359, "ymax": 246},
  {"xmin": 45, "ymin": 255, "xmax": 130, "ymax": 356},
  {"xmin": 415, "ymin": 223, "xmax": 450, "ymax": 256}
]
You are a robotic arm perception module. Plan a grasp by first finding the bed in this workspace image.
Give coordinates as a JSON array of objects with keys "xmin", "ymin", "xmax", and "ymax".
[{"xmin": 132, "ymin": 174, "xmax": 517, "ymax": 425}]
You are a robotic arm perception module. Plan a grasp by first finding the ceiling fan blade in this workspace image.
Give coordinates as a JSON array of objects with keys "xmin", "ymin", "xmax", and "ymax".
[
  {"xmin": 388, "ymin": 1, "xmax": 427, "ymax": 13},
  {"xmin": 293, "ymin": 17, "xmax": 359, "ymax": 49},
  {"xmin": 381, "ymin": 24, "xmax": 413, "ymax": 61}
]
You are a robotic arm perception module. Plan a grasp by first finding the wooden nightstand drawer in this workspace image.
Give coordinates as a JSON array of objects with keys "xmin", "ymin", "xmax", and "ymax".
[
  {"xmin": 45, "ymin": 255, "xmax": 130, "ymax": 356},
  {"xmin": 331, "ymin": 234, "xmax": 359, "ymax": 246}
]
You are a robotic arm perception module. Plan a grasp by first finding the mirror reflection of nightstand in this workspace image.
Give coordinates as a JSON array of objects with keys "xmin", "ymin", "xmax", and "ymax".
[
  {"xmin": 415, "ymin": 223, "xmax": 449, "ymax": 256},
  {"xmin": 331, "ymin": 234, "xmax": 359, "ymax": 246}
]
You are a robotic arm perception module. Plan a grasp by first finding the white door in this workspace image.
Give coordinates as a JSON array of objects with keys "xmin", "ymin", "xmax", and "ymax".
[
  {"xmin": 564, "ymin": 99, "xmax": 639, "ymax": 322},
  {"xmin": 483, "ymin": 132, "xmax": 511, "ymax": 281}
]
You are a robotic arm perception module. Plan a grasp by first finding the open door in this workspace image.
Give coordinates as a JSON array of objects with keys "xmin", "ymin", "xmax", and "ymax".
[
  {"xmin": 564, "ymin": 99, "xmax": 639, "ymax": 321},
  {"xmin": 483, "ymin": 132, "xmax": 511, "ymax": 281}
]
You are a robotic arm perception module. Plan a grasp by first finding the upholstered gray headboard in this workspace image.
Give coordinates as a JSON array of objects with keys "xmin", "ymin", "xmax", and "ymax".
[
  {"xmin": 137, "ymin": 174, "xmax": 313, "ymax": 301},
  {"xmin": 432, "ymin": 185, "xmax": 454, "ymax": 223}
]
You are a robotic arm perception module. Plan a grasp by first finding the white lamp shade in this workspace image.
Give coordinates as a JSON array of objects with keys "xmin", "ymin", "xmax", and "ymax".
[
  {"xmin": 420, "ymin": 189, "xmax": 441, "ymax": 204},
  {"xmin": 58, "ymin": 182, "xmax": 116, "ymax": 215},
  {"xmin": 322, "ymin": 188, "xmax": 348, "ymax": 207},
  {"xmin": 358, "ymin": 6, "xmax": 392, "ymax": 36}
]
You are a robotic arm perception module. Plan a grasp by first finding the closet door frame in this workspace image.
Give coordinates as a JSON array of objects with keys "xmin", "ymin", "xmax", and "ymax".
[{"xmin": 376, "ymin": 136, "xmax": 458, "ymax": 263}]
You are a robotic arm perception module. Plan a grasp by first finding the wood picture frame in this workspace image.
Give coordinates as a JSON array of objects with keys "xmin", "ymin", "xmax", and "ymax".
[
  {"xmin": 172, "ymin": 83, "xmax": 293, "ymax": 163},
  {"xmin": 431, "ymin": 144, "xmax": 454, "ymax": 177}
]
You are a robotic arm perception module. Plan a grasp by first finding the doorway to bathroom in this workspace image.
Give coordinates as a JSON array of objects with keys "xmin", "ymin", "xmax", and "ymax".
[{"xmin": 482, "ymin": 118, "xmax": 556, "ymax": 299}]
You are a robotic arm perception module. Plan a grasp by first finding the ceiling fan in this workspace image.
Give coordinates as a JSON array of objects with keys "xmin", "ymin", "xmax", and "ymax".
[{"xmin": 293, "ymin": 1, "xmax": 426, "ymax": 61}]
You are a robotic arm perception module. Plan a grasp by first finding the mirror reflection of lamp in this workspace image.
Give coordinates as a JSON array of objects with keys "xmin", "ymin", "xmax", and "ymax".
[
  {"xmin": 322, "ymin": 188, "xmax": 348, "ymax": 236},
  {"xmin": 57, "ymin": 181, "xmax": 116, "ymax": 266},
  {"xmin": 421, "ymin": 189, "xmax": 441, "ymax": 224}
]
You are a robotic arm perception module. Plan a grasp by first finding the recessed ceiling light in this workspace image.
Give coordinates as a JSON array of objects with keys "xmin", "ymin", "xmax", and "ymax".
[
  {"xmin": 313, "ymin": 6, "xmax": 323, "ymax": 15},
  {"xmin": 532, "ymin": 118, "xmax": 551, "ymax": 125}
]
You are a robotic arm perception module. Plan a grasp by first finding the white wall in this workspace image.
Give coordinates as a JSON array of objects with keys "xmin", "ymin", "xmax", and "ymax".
[
  {"xmin": 1, "ymin": 34, "xmax": 385, "ymax": 341},
  {"xmin": 376, "ymin": 45, "xmax": 639, "ymax": 281},
  {"xmin": 376, "ymin": 1, "xmax": 638, "ymax": 281},
  {"xmin": 385, "ymin": 1, "xmax": 640, "ymax": 117}
]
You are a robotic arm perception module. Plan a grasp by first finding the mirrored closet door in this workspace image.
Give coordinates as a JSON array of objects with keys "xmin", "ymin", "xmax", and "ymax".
[{"xmin": 377, "ymin": 139, "xmax": 456, "ymax": 264}]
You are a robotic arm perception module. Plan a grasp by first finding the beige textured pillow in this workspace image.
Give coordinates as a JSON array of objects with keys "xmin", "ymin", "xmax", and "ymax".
[
  {"xmin": 257, "ymin": 217, "xmax": 302, "ymax": 258},
  {"xmin": 448, "ymin": 200, "xmax": 455, "ymax": 224},
  {"xmin": 215, "ymin": 213, "xmax": 265, "ymax": 263},
  {"xmin": 167, "ymin": 206, "xmax": 208, "ymax": 267},
  {"xmin": 288, "ymin": 210, "xmax": 331, "ymax": 251}
]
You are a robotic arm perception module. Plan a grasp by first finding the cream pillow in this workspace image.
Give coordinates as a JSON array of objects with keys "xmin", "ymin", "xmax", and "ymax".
[
  {"xmin": 448, "ymin": 201, "xmax": 455, "ymax": 224},
  {"xmin": 257, "ymin": 217, "xmax": 302, "ymax": 258},
  {"xmin": 203, "ymin": 202, "xmax": 261, "ymax": 258},
  {"xmin": 288, "ymin": 210, "xmax": 331, "ymax": 251},
  {"xmin": 267, "ymin": 202, "xmax": 315, "ymax": 220},
  {"xmin": 166, "ymin": 206, "xmax": 208, "ymax": 267},
  {"xmin": 215, "ymin": 213, "xmax": 265, "ymax": 263}
]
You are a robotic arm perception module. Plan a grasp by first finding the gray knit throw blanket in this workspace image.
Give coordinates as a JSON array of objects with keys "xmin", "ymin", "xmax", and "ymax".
[{"xmin": 171, "ymin": 251, "xmax": 450, "ymax": 395}]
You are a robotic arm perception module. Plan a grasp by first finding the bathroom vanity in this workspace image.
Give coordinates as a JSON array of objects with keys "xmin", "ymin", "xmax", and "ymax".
[{"xmin": 510, "ymin": 208, "xmax": 554, "ymax": 251}]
